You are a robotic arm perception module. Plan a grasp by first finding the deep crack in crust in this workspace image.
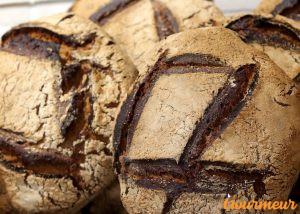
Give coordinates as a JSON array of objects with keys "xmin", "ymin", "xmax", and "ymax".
[
  {"xmin": 90, "ymin": 0, "xmax": 140, "ymax": 25},
  {"xmin": 272, "ymin": 0, "xmax": 300, "ymax": 21},
  {"xmin": 0, "ymin": 13, "xmax": 137, "ymax": 213},
  {"xmin": 226, "ymin": 15, "xmax": 300, "ymax": 51},
  {"xmin": 113, "ymin": 28, "xmax": 300, "ymax": 214},
  {"xmin": 226, "ymin": 14, "xmax": 300, "ymax": 82},
  {"xmin": 71, "ymin": 0, "xmax": 224, "ymax": 72}
]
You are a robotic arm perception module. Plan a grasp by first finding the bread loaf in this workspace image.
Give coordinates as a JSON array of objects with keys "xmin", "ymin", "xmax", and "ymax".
[
  {"xmin": 113, "ymin": 27, "xmax": 300, "ymax": 214},
  {"xmin": 0, "ymin": 13, "xmax": 137, "ymax": 213}
]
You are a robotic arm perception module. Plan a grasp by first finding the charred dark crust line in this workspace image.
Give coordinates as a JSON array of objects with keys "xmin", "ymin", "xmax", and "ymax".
[
  {"xmin": 61, "ymin": 60, "xmax": 108, "ymax": 95},
  {"xmin": 0, "ymin": 129, "xmax": 78, "ymax": 177},
  {"xmin": 1, "ymin": 26, "xmax": 97, "ymax": 60},
  {"xmin": 294, "ymin": 73, "xmax": 300, "ymax": 83},
  {"xmin": 272, "ymin": 0, "xmax": 300, "ymax": 21},
  {"xmin": 152, "ymin": 0, "xmax": 179, "ymax": 40},
  {"xmin": 166, "ymin": 53, "xmax": 226, "ymax": 67},
  {"xmin": 226, "ymin": 15, "xmax": 300, "ymax": 52},
  {"xmin": 124, "ymin": 159, "xmax": 272, "ymax": 195},
  {"xmin": 134, "ymin": 169, "xmax": 267, "ymax": 195},
  {"xmin": 289, "ymin": 175, "xmax": 300, "ymax": 202},
  {"xmin": 113, "ymin": 52, "xmax": 232, "ymax": 172},
  {"xmin": 90, "ymin": 0, "xmax": 140, "ymax": 25}
]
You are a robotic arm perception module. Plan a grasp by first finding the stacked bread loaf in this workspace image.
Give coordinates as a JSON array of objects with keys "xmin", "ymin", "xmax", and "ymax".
[{"xmin": 0, "ymin": 0, "xmax": 299, "ymax": 214}]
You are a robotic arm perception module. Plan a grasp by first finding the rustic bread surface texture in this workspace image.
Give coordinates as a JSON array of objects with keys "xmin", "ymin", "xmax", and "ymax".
[
  {"xmin": 113, "ymin": 27, "xmax": 300, "ymax": 214},
  {"xmin": 0, "ymin": 13, "xmax": 137, "ymax": 213}
]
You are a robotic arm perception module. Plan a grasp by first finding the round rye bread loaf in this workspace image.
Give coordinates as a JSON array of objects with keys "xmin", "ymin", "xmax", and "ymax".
[
  {"xmin": 113, "ymin": 27, "xmax": 300, "ymax": 214},
  {"xmin": 0, "ymin": 13, "xmax": 137, "ymax": 213}
]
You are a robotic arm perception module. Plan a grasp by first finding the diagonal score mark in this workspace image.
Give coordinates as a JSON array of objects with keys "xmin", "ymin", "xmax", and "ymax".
[
  {"xmin": 151, "ymin": 0, "xmax": 179, "ymax": 40},
  {"xmin": 0, "ymin": 128, "xmax": 78, "ymax": 177},
  {"xmin": 226, "ymin": 15, "xmax": 300, "ymax": 52},
  {"xmin": 272, "ymin": 0, "xmax": 300, "ymax": 21},
  {"xmin": 90, "ymin": 0, "xmax": 140, "ymax": 25}
]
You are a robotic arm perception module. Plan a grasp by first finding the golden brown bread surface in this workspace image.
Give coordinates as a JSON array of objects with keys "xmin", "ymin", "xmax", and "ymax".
[
  {"xmin": 113, "ymin": 27, "xmax": 300, "ymax": 214},
  {"xmin": 0, "ymin": 13, "xmax": 137, "ymax": 213},
  {"xmin": 70, "ymin": 0, "xmax": 224, "ymax": 71}
]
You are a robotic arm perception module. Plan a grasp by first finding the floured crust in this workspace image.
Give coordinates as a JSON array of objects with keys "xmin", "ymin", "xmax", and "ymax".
[
  {"xmin": 70, "ymin": 0, "xmax": 224, "ymax": 70},
  {"xmin": 0, "ymin": 13, "xmax": 137, "ymax": 213},
  {"xmin": 113, "ymin": 27, "xmax": 300, "ymax": 214},
  {"xmin": 225, "ymin": 13, "xmax": 300, "ymax": 83},
  {"xmin": 256, "ymin": 0, "xmax": 300, "ymax": 21}
]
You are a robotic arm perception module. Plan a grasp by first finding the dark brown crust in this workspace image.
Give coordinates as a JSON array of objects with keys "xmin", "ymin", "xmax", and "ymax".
[
  {"xmin": 151, "ymin": 0, "xmax": 179, "ymax": 40},
  {"xmin": 166, "ymin": 53, "xmax": 226, "ymax": 67},
  {"xmin": 90, "ymin": 0, "xmax": 140, "ymax": 25},
  {"xmin": 0, "ymin": 25, "xmax": 112, "ymax": 191},
  {"xmin": 0, "ymin": 129, "xmax": 79, "ymax": 179},
  {"xmin": 272, "ymin": 0, "xmax": 300, "ymax": 21},
  {"xmin": 226, "ymin": 15, "xmax": 300, "ymax": 51},
  {"xmin": 114, "ymin": 52, "xmax": 268, "ymax": 213},
  {"xmin": 294, "ymin": 73, "xmax": 300, "ymax": 83},
  {"xmin": 1, "ymin": 27, "xmax": 96, "ymax": 60},
  {"xmin": 289, "ymin": 175, "xmax": 300, "ymax": 202}
]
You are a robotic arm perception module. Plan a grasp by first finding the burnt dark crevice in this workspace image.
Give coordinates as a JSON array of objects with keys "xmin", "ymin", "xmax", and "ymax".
[
  {"xmin": 60, "ymin": 91, "xmax": 108, "ymax": 149},
  {"xmin": 0, "ymin": 129, "xmax": 79, "ymax": 178},
  {"xmin": 90, "ymin": 0, "xmax": 140, "ymax": 25},
  {"xmin": 151, "ymin": 0, "xmax": 179, "ymax": 40},
  {"xmin": 165, "ymin": 53, "xmax": 226, "ymax": 67},
  {"xmin": 1, "ymin": 27, "xmax": 96, "ymax": 60},
  {"xmin": 226, "ymin": 15, "xmax": 300, "ymax": 51},
  {"xmin": 125, "ymin": 159, "xmax": 271, "ymax": 185},
  {"xmin": 61, "ymin": 60, "xmax": 103, "ymax": 94},
  {"xmin": 162, "ymin": 194, "xmax": 178, "ymax": 214},
  {"xmin": 272, "ymin": 0, "xmax": 300, "ymax": 21},
  {"xmin": 289, "ymin": 175, "xmax": 300, "ymax": 202},
  {"xmin": 134, "ymin": 170, "xmax": 265, "ymax": 197},
  {"xmin": 294, "ymin": 73, "xmax": 300, "ymax": 83}
]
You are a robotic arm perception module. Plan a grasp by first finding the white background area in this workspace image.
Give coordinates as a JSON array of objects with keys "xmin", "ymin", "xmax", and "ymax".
[{"xmin": 0, "ymin": 0, "xmax": 262, "ymax": 36}]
